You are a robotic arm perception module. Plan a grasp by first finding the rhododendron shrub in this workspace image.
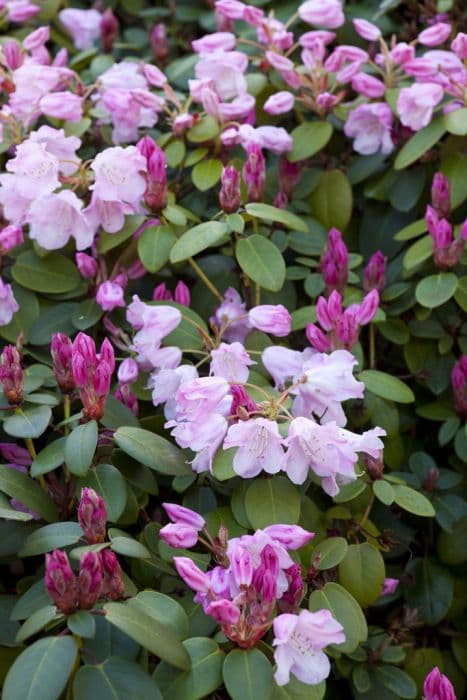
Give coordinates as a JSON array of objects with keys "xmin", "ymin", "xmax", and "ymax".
[{"xmin": 0, "ymin": 1, "xmax": 465, "ymax": 699}]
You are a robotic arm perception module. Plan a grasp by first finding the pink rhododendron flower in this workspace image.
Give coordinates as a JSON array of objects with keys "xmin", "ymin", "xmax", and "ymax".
[
  {"xmin": 224, "ymin": 417, "xmax": 285, "ymax": 478},
  {"xmin": 39, "ymin": 92, "xmax": 83, "ymax": 122},
  {"xmin": 194, "ymin": 50, "xmax": 248, "ymax": 101},
  {"xmin": 353, "ymin": 18, "xmax": 381, "ymax": 41},
  {"xmin": 192, "ymin": 32, "xmax": 236, "ymax": 54},
  {"xmin": 344, "ymin": 103, "xmax": 394, "ymax": 155},
  {"xmin": 210, "ymin": 342, "xmax": 255, "ymax": 383},
  {"xmin": 248, "ymin": 305, "xmax": 291, "ymax": 336},
  {"xmin": 96, "ymin": 280, "xmax": 126, "ymax": 312},
  {"xmin": 262, "ymin": 346, "xmax": 309, "ymax": 389},
  {"xmin": 263, "ymin": 91, "xmax": 295, "ymax": 115},
  {"xmin": 29, "ymin": 126, "xmax": 81, "ymax": 176},
  {"xmin": 451, "ymin": 32, "xmax": 467, "ymax": 60},
  {"xmin": 91, "ymin": 146, "xmax": 147, "ymax": 204},
  {"xmin": 168, "ymin": 412, "xmax": 228, "ymax": 473},
  {"xmin": 273, "ymin": 609, "xmax": 345, "ymax": 686},
  {"xmin": 423, "ymin": 667, "xmax": 456, "ymax": 700},
  {"xmin": 59, "ymin": 8, "xmax": 102, "ymax": 50},
  {"xmin": 0, "ymin": 141, "xmax": 60, "ymax": 202},
  {"xmin": 298, "ymin": 0, "xmax": 345, "ymax": 29},
  {"xmin": 174, "ymin": 376, "xmax": 230, "ymax": 422},
  {"xmin": 0, "ymin": 278, "xmax": 19, "ymax": 326},
  {"xmin": 418, "ymin": 22, "xmax": 452, "ymax": 47},
  {"xmin": 397, "ymin": 83, "xmax": 444, "ymax": 131},
  {"xmin": 28, "ymin": 190, "xmax": 93, "ymax": 251}
]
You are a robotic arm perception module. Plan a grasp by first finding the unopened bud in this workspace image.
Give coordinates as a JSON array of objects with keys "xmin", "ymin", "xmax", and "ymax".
[
  {"xmin": 242, "ymin": 143, "xmax": 265, "ymax": 203},
  {"xmin": 100, "ymin": 549, "xmax": 125, "ymax": 600},
  {"xmin": 78, "ymin": 487, "xmax": 107, "ymax": 543},
  {"xmin": 51, "ymin": 333, "xmax": 74, "ymax": 393},
  {"xmin": 78, "ymin": 551, "xmax": 103, "ymax": 609},
  {"xmin": 0, "ymin": 345, "xmax": 23, "ymax": 405},
  {"xmin": 100, "ymin": 9, "xmax": 119, "ymax": 53},
  {"xmin": 45, "ymin": 550, "xmax": 78, "ymax": 614},
  {"xmin": 151, "ymin": 23, "xmax": 169, "ymax": 63}
]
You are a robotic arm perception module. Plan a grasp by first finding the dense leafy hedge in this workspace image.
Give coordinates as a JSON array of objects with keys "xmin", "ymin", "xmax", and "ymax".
[{"xmin": 0, "ymin": 1, "xmax": 466, "ymax": 699}]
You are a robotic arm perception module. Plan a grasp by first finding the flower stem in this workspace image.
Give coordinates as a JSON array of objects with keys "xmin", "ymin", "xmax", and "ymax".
[
  {"xmin": 369, "ymin": 324, "xmax": 376, "ymax": 369},
  {"xmin": 188, "ymin": 256, "xmax": 223, "ymax": 302},
  {"xmin": 24, "ymin": 436, "xmax": 46, "ymax": 491}
]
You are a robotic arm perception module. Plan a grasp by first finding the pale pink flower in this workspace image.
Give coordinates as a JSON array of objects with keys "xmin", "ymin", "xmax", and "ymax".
[
  {"xmin": 212, "ymin": 287, "xmax": 251, "ymax": 343},
  {"xmin": 91, "ymin": 146, "xmax": 147, "ymax": 204},
  {"xmin": 39, "ymin": 92, "xmax": 83, "ymax": 122},
  {"xmin": 96, "ymin": 281, "xmax": 125, "ymax": 312},
  {"xmin": 210, "ymin": 342, "xmax": 255, "ymax": 383},
  {"xmin": 195, "ymin": 50, "xmax": 248, "ymax": 101},
  {"xmin": 224, "ymin": 418, "xmax": 285, "ymax": 478},
  {"xmin": 27, "ymin": 190, "xmax": 93, "ymax": 251},
  {"xmin": 248, "ymin": 305, "xmax": 291, "ymax": 336},
  {"xmin": 9, "ymin": 64, "xmax": 70, "ymax": 124},
  {"xmin": 262, "ymin": 346, "xmax": 307, "ymax": 389},
  {"xmin": 298, "ymin": 0, "xmax": 344, "ymax": 29},
  {"xmin": 273, "ymin": 609, "xmax": 345, "ymax": 686},
  {"xmin": 175, "ymin": 376, "xmax": 230, "ymax": 422},
  {"xmin": 167, "ymin": 413, "xmax": 228, "ymax": 473},
  {"xmin": 353, "ymin": 18, "xmax": 381, "ymax": 41},
  {"xmin": 59, "ymin": 8, "xmax": 102, "ymax": 50},
  {"xmin": 1, "ymin": 141, "xmax": 60, "ymax": 200},
  {"xmin": 192, "ymin": 32, "xmax": 236, "ymax": 54},
  {"xmin": 163, "ymin": 503, "xmax": 205, "ymax": 530},
  {"xmin": 451, "ymin": 32, "xmax": 467, "ymax": 60},
  {"xmin": 83, "ymin": 195, "xmax": 132, "ymax": 234},
  {"xmin": 160, "ymin": 523, "xmax": 199, "ymax": 548},
  {"xmin": 0, "ymin": 278, "xmax": 19, "ymax": 326},
  {"xmin": 397, "ymin": 83, "xmax": 444, "ymax": 131},
  {"xmin": 263, "ymin": 91, "xmax": 295, "ymax": 115},
  {"xmin": 352, "ymin": 72, "xmax": 385, "ymax": 98},
  {"xmin": 418, "ymin": 22, "xmax": 452, "ymax": 47},
  {"xmin": 344, "ymin": 103, "xmax": 393, "ymax": 155},
  {"xmin": 149, "ymin": 365, "xmax": 198, "ymax": 411},
  {"xmin": 29, "ymin": 126, "xmax": 81, "ymax": 176}
]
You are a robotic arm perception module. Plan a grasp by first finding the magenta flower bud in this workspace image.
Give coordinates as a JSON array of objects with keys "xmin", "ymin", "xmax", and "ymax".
[
  {"xmin": 174, "ymin": 281, "xmax": 190, "ymax": 307},
  {"xmin": 160, "ymin": 523, "xmax": 199, "ymax": 548},
  {"xmin": 352, "ymin": 73, "xmax": 385, "ymax": 98},
  {"xmin": 219, "ymin": 166, "xmax": 241, "ymax": 214},
  {"xmin": 3, "ymin": 40, "xmax": 23, "ymax": 70},
  {"xmin": 115, "ymin": 384, "xmax": 139, "ymax": 416},
  {"xmin": 143, "ymin": 63, "xmax": 167, "ymax": 88},
  {"xmin": 316, "ymin": 295, "xmax": 333, "ymax": 330},
  {"xmin": 145, "ymin": 146, "xmax": 168, "ymax": 212},
  {"xmin": 230, "ymin": 384, "xmax": 258, "ymax": 416},
  {"xmin": 0, "ymin": 345, "xmax": 23, "ymax": 406},
  {"xmin": 73, "ymin": 332, "xmax": 97, "ymax": 367},
  {"xmin": 150, "ymin": 23, "xmax": 169, "ymax": 62},
  {"xmin": 0, "ymin": 442, "xmax": 31, "ymax": 465},
  {"xmin": 320, "ymin": 228, "xmax": 348, "ymax": 294},
  {"xmin": 51, "ymin": 332, "xmax": 74, "ymax": 394},
  {"xmin": 152, "ymin": 282, "xmax": 173, "ymax": 301},
  {"xmin": 230, "ymin": 545, "xmax": 253, "ymax": 587},
  {"xmin": 306, "ymin": 323, "xmax": 332, "ymax": 352},
  {"xmin": 279, "ymin": 159, "xmax": 300, "ymax": 198},
  {"xmin": 206, "ymin": 599, "xmax": 240, "ymax": 625},
  {"xmin": 96, "ymin": 280, "xmax": 125, "ymax": 312},
  {"xmin": 173, "ymin": 113, "xmax": 194, "ymax": 136},
  {"xmin": 451, "ymin": 32, "xmax": 467, "ymax": 59},
  {"xmin": 53, "ymin": 47, "xmax": 69, "ymax": 67},
  {"xmin": 260, "ymin": 544, "xmax": 280, "ymax": 578},
  {"xmin": 78, "ymin": 550, "xmax": 103, "ymax": 609},
  {"xmin": 263, "ymin": 524, "xmax": 315, "ymax": 550},
  {"xmin": 381, "ymin": 577, "xmax": 399, "ymax": 596},
  {"xmin": 174, "ymin": 556, "xmax": 211, "ymax": 593},
  {"xmin": 45, "ymin": 550, "xmax": 78, "ymax": 614},
  {"xmin": 242, "ymin": 143, "xmax": 265, "ymax": 203},
  {"xmin": 363, "ymin": 251, "xmax": 387, "ymax": 292},
  {"xmin": 0, "ymin": 225, "xmax": 23, "ymax": 254},
  {"xmin": 75, "ymin": 252, "xmax": 97, "ymax": 279},
  {"xmin": 260, "ymin": 569, "xmax": 277, "ymax": 603},
  {"xmin": 352, "ymin": 18, "xmax": 381, "ymax": 41},
  {"xmin": 78, "ymin": 487, "xmax": 107, "ymax": 544},
  {"xmin": 279, "ymin": 563, "xmax": 304, "ymax": 612},
  {"xmin": 137, "ymin": 135, "xmax": 157, "ymax": 161},
  {"xmin": 93, "ymin": 362, "xmax": 112, "ymax": 397},
  {"xmin": 452, "ymin": 355, "xmax": 467, "ymax": 419},
  {"xmin": 423, "ymin": 667, "xmax": 456, "ymax": 700},
  {"xmin": 274, "ymin": 191, "xmax": 288, "ymax": 210},
  {"xmin": 71, "ymin": 353, "xmax": 88, "ymax": 389},
  {"xmin": 101, "ymin": 549, "xmax": 125, "ymax": 600},
  {"xmin": 100, "ymin": 8, "xmax": 119, "ymax": 52},
  {"xmin": 248, "ymin": 305, "xmax": 291, "ymax": 337},
  {"xmin": 418, "ymin": 22, "xmax": 452, "ymax": 47},
  {"xmin": 127, "ymin": 260, "xmax": 146, "ymax": 280},
  {"xmin": 357, "ymin": 290, "xmax": 379, "ymax": 325},
  {"xmin": 118, "ymin": 358, "xmax": 138, "ymax": 385},
  {"xmin": 431, "ymin": 172, "xmax": 451, "ymax": 219},
  {"xmin": 99, "ymin": 338, "xmax": 115, "ymax": 373},
  {"xmin": 163, "ymin": 503, "xmax": 205, "ymax": 530}
]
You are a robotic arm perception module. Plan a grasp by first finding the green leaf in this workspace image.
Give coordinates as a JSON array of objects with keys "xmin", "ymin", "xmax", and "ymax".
[
  {"xmin": 338, "ymin": 543, "xmax": 385, "ymax": 606},
  {"xmin": 77, "ymin": 464, "xmax": 127, "ymax": 522},
  {"xmin": 156, "ymin": 302, "xmax": 208, "ymax": 351},
  {"xmin": 10, "ymin": 580, "xmax": 50, "ymax": 621},
  {"xmin": 212, "ymin": 448, "xmax": 236, "ymax": 481},
  {"xmin": 85, "ymin": 615, "xmax": 139, "ymax": 661},
  {"xmin": 19, "ymin": 522, "xmax": 83, "ymax": 557},
  {"xmin": 31, "ymin": 438, "xmax": 66, "ymax": 477},
  {"xmin": 65, "ymin": 421, "xmax": 98, "ymax": 477},
  {"xmin": 186, "ymin": 115, "xmax": 219, "ymax": 143},
  {"xmin": 236, "ymin": 235, "xmax": 286, "ymax": 292},
  {"xmin": 308, "ymin": 582, "xmax": 367, "ymax": 654},
  {"xmin": 309, "ymin": 170, "xmax": 353, "ymax": 231},
  {"xmin": 443, "ymin": 107, "xmax": 467, "ymax": 135},
  {"xmin": 15, "ymin": 605, "xmax": 58, "ymax": 644},
  {"xmin": 394, "ymin": 118, "xmax": 446, "ymax": 170},
  {"xmin": 245, "ymin": 203, "xmax": 308, "ymax": 233},
  {"xmin": 0, "ymin": 465, "xmax": 58, "ymax": 522},
  {"xmin": 29, "ymin": 303, "xmax": 77, "ymax": 345},
  {"xmin": 0, "ymin": 284, "xmax": 39, "ymax": 345},
  {"xmin": 192, "ymin": 159, "xmax": 223, "ymax": 191},
  {"xmin": 109, "ymin": 534, "xmax": 150, "ymax": 559},
  {"xmin": 67, "ymin": 611, "xmax": 95, "ymax": 639},
  {"xmin": 403, "ymin": 235, "xmax": 433, "ymax": 273},
  {"xmin": 392, "ymin": 485, "xmax": 435, "ymax": 516},
  {"xmin": 415, "ymin": 273, "xmax": 458, "ymax": 308},
  {"xmin": 245, "ymin": 477, "xmax": 300, "ymax": 529},
  {"xmin": 314, "ymin": 537, "xmax": 349, "ymax": 570},
  {"xmin": 165, "ymin": 139, "xmax": 186, "ymax": 168},
  {"xmin": 73, "ymin": 657, "xmax": 162, "ymax": 700},
  {"xmin": 3, "ymin": 406, "xmax": 52, "ymax": 438},
  {"xmin": 271, "ymin": 677, "xmax": 325, "ymax": 700},
  {"xmin": 438, "ymin": 516, "xmax": 467, "ymax": 565},
  {"xmin": 373, "ymin": 480, "xmax": 395, "ymax": 505},
  {"xmin": 128, "ymin": 591, "xmax": 189, "ymax": 640},
  {"xmin": 153, "ymin": 637, "xmax": 224, "ymax": 700},
  {"xmin": 372, "ymin": 666, "xmax": 417, "ymax": 699},
  {"xmin": 402, "ymin": 558, "xmax": 453, "ymax": 626},
  {"xmin": 359, "ymin": 370, "xmax": 414, "ymax": 403},
  {"xmin": 170, "ymin": 222, "xmax": 228, "ymax": 263},
  {"xmin": 114, "ymin": 426, "xmax": 191, "ymax": 476},
  {"xmin": 71, "ymin": 299, "xmax": 103, "ymax": 331},
  {"xmin": 137, "ymin": 224, "xmax": 176, "ymax": 273},
  {"xmin": 394, "ymin": 218, "xmax": 427, "ymax": 241},
  {"xmin": 223, "ymin": 648, "xmax": 273, "ymax": 700},
  {"xmin": 101, "ymin": 394, "xmax": 140, "ymax": 430},
  {"xmin": 440, "ymin": 153, "xmax": 467, "ymax": 209},
  {"xmin": 3, "ymin": 636, "xmax": 77, "ymax": 700},
  {"xmin": 97, "ymin": 215, "xmax": 144, "ymax": 253},
  {"xmin": 288, "ymin": 121, "xmax": 333, "ymax": 162},
  {"xmin": 104, "ymin": 602, "xmax": 191, "ymax": 671},
  {"xmin": 12, "ymin": 251, "xmax": 80, "ymax": 294}
]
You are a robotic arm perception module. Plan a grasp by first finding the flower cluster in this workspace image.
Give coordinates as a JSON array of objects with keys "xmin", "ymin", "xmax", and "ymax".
[{"xmin": 426, "ymin": 172, "xmax": 467, "ymax": 269}]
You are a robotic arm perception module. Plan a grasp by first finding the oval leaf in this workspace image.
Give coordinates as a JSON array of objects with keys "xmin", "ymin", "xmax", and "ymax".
[
  {"xmin": 31, "ymin": 438, "xmax": 66, "ymax": 477},
  {"xmin": 153, "ymin": 637, "xmax": 224, "ymax": 700},
  {"xmin": 0, "ymin": 465, "xmax": 58, "ymax": 522},
  {"xmin": 338, "ymin": 543, "xmax": 385, "ymax": 607},
  {"xmin": 223, "ymin": 648, "xmax": 273, "ymax": 700},
  {"xmin": 65, "ymin": 421, "xmax": 98, "ymax": 477},
  {"xmin": 73, "ymin": 657, "xmax": 162, "ymax": 700},
  {"xmin": 170, "ymin": 222, "xmax": 228, "ymax": 263},
  {"xmin": 19, "ymin": 522, "xmax": 83, "ymax": 557},
  {"xmin": 236, "ymin": 235, "xmax": 286, "ymax": 292},
  {"xmin": 309, "ymin": 582, "xmax": 367, "ymax": 654},
  {"xmin": 138, "ymin": 224, "xmax": 176, "ymax": 274},
  {"xmin": 128, "ymin": 591, "xmax": 189, "ymax": 640},
  {"xmin": 394, "ymin": 119, "xmax": 446, "ymax": 170},
  {"xmin": 245, "ymin": 203, "xmax": 308, "ymax": 233},
  {"xmin": 245, "ymin": 477, "xmax": 300, "ymax": 529},
  {"xmin": 415, "ymin": 273, "xmax": 458, "ymax": 309},
  {"xmin": 314, "ymin": 537, "xmax": 349, "ymax": 570},
  {"xmin": 3, "ymin": 406, "xmax": 52, "ymax": 439},
  {"xmin": 288, "ymin": 121, "xmax": 333, "ymax": 162},
  {"xmin": 359, "ymin": 370, "xmax": 414, "ymax": 403},
  {"xmin": 392, "ymin": 485, "xmax": 435, "ymax": 516},
  {"xmin": 12, "ymin": 251, "xmax": 80, "ymax": 294},
  {"xmin": 309, "ymin": 170, "xmax": 352, "ymax": 231},
  {"xmin": 114, "ymin": 426, "xmax": 191, "ymax": 476},
  {"xmin": 192, "ymin": 158, "xmax": 223, "ymax": 191}
]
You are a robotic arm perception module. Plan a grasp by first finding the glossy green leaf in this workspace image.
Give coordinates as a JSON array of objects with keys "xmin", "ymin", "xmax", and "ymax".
[
  {"xmin": 308, "ymin": 582, "xmax": 367, "ymax": 654},
  {"xmin": 71, "ymin": 299, "xmax": 103, "ymax": 331},
  {"xmin": 359, "ymin": 370, "xmax": 414, "ymax": 403},
  {"xmin": 309, "ymin": 169, "xmax": 352, "ymax": 231},
  {"xmin": 402, "ymin": 558, "xmax": 453, "ymax": 625},
  {"xmin": 186, "ymin": 114, "xmax": 219, "ymax": 142},
  {"xmin": 3, "ymin": 636, "xmax": 77, "ymax": 700},
  {"xmin": 394, "ymin": 119, "xmax": 446, "ymax": 170},
  {"xmin": 338, "ymin": 543, "xmax": 385, "ymax": 606},
  {"xmin": 314, "ymin": 537, "xmax": 349, "ymax": 570},
  {"xmin": 19, "ymin": 522, "xmax": 83, "ymax": 557},
  {"xmin": 443, "ymin": 107, "xmax": 467, "ymax": 135},
  {"xmin": 67, "ymin": 610, "xmax": 96, "ymax": 639},
  {"xmin": 153, "ymin": 637, "xmax": 224, "ymax": 700},
  {"xmin": 65, "ymin": 421, "xmax": 98, "ymax": 477},
  {"xmin": 73, "ymin": 657, "xmax": 162, "ymax": 700},
  {"xmin": 372, "ymin": 665, "xmax": 417, "ymax": 699},
  {"xmin": 403, "ymin": 234, "xmax": 433, "ymax": 273},
  {"xmin": 192, "ymin": 159, "xmax": 223, "ymax": 191},
  {"xmin": 0, "ymin": 465, "xmax": 58, "ymax": 522},
  {"xmin": 245, "ymin": 477, "xmax": 300, "ymax": 529},
  {"xmin": 97, "ymin": 215, "xmax": 144, "ymax": 253},
  {"xmin": 114, "ymin": 426, "xmax": 191, "ymax": 476},
  {"xmin": 104, "ymin": 602, "xmax": 191, "ymax": 671},
  {"xmin": 236, "ymin": 235, "xmax": 286, "ymax": 292},
  {"xmin": 137, "ymin": 224, "xmax": 176, "ymax": 273},
  {"xmin": 30, "ymin": 438, "xmax": 65, "ymax": 479},
  {"xmin": 29, "ymin": 303, "xmax": 78, "ymax": 345},
  {"xmin": 392, "ymin": 485, "xmax": 435, "ymax": 516},
  {"xmin": 373, "ymin": 480, "xmax": 395, "ymax": 505},
  {"xmin": 3, "ymin": 406, "xmax": 52, "ymax": 439},
  {"xmin": 415, "ymin": 273, "xmax": 458, "ymax": 308},
  {"xmin": 170, "ymin": 222, "xmax": 228, "ymax": 263},
  {"xmin": 12, "ymin": 251, "xmax": 80, "ymax": 293},
  {"xmin": 15, "ymin": 605, "xmax": 57, "ymax": 644},
  {"xmin": 223, "ymin": 648, "xmax": 273, "ymax": 700},
  {"xmin": 394, "ymin": 218, "xmax": 427, "ymax": 241},
  {"xmin": 245, "ymin": 203, "xmax": 308, "ymax": 233},
  {"xmin": 288, "ymin": 121, "xmax": 333, "ymax": 162},
  {"xmin": 128, "ymin": 591, "xmax": 189, "ymax": 640},
  {"xmin": 109, "ymin": 534, "xmax": 150, "ymax": 559},
  {"xmin": 271, "ymin": 677, "xmax": 325, "ymax": 700}
]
